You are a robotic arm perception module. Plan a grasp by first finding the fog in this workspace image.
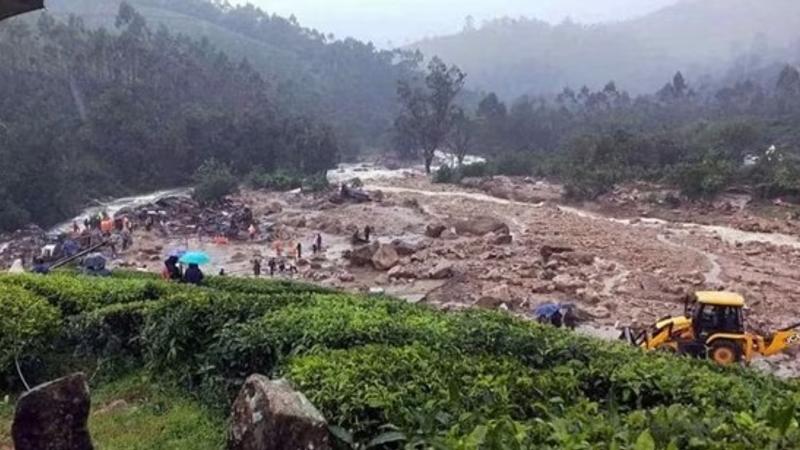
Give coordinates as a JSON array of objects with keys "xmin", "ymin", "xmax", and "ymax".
[{"xmin": 246, "ymin": 0, "xmax": 678, "ymax": 46}]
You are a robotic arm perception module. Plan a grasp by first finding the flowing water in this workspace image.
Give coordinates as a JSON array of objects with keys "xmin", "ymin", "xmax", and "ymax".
[{"xmin": 48, "ymin": 188, "xmax": 192, "ymax": 235}]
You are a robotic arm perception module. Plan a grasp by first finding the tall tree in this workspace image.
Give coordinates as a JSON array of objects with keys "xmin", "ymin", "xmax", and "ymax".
[
  {"xmin": 446, "ymin": 108, "xmax": 475, "ymax": 165},
  {"xmin": 395, "ymin": 57, "xmax": 466, "ymax": 173}
]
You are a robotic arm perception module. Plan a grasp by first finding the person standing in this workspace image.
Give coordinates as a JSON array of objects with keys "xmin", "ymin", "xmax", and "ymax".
[
  {"xmin": 268, "ymin": 258, "xmax": 277, "ymax": 277},
  {"xmin": 364, "ymin": 225, "xmax": 372, "ymax": 242},
  {"xmin": 315, "ymin": 233, "xmax": 323, "ymax": 253},
  {"xmin": 183, "ymin": 263, "xmax": 204, "ymax": 285},
  {"xmin": 252, "ymin": 256, "xmax": 262, "ymax": 277},
  {"xmin": 296, "ymin": 242, "xmax": 302, "ymax": 260}
]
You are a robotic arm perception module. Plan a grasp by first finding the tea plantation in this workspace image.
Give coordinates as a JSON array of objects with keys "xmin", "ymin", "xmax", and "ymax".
[{"xmin": 2, "ymin": 272, "xmax": 800, "ymax": 449}]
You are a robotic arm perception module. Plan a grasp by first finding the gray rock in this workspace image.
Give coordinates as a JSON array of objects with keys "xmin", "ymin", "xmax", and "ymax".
[
  {"xmin": 429, "ymin": 262, "xmax": 455, "ymax": 280},
  {"xmin": 372, "ymin": 244, "xmax": 400, "ymax": 271},
  {"xmin": 344, "ymin": 242, "xmax": 379, "ymax": 267},
  {"xmin": 12, "ymin": 373, "xmax": 94, "ymax": 450},
  {"xmin": 452, "ymin": 216, "xmax": 509, "ymax": 236},
  {"xmin": 425, "ymin": 224, "xmax": 446, "ymax": 238},
  {"xmin": 229, "ymin": 376, "xmax": 329, "ymax": 450}
]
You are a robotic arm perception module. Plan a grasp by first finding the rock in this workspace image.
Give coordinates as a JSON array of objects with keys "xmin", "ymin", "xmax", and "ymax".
[
  {"xmin": 540, "ymin": 244, "xmax": 575, "ymax": 261},
  {"xmin": 344, "ymin": 242, "xmax": 379, "ymax": 267},
  {"xmin": 392, "ymin": 240, "xmax": 421, "ymax": 256},
  {"xmin": 440, "ymin": 228, "xmax": 458, "ymax": 240},
  {"xmin": 553, "ymin": 274, "xmax": 586, "ymax": 293},
  {"xmin": 556, "ymin": 251, "xmax": 595, "ymax": 266},
  {"xmin": 265, "ymin": 202, "xmax": 284, "ymax": 215},
  {"xmin": 429, "ymin": 262, "xmax": 455, "ymax": 280},
  {"xmin": 475, "ymin": 284, "xmax": 512, "ymax": 309},
  {"xmin": 486, "ymin": 232, "xmax": 513, "ymax": 245},
  {"xmin": 339, "ymin": 272, "xmax": 355, "ymax": 283},
  {"xmin": 12, "ymin": 373, "xmax": 93, "ymax": 450},
  {"xmin": 425, "ymin": 224, "xmax": 446, "ymax": 238},
  {"xmin": 388, "ymin": 265, "xmax": 418, "ymax": 280},
  {"xmin": 228, "ymin": 375, "xmax": 329, "ymax": 450},
  {"xmin": 452, "ymin": 216, "xmax": 509, "ymax": 236},
  {"xmin": 371, "ymin": 244, "xmax": 400, "ymax": 271}
]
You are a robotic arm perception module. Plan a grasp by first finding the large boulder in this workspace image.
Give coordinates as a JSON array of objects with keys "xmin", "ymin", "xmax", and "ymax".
[
  {"xmin": 452, "ymin": 216, "xmax": 509, "ymax": 236},
  {"xmin": 371, "ymin": 244, "xmax": 400, "ymax": 271},
  {"xmin": 540, "ymin": 244, "xmax": 575, "ymax": 261},
  {"xmin": 555, "ymin": 251, "xmax": 595, "ymax": 266},
  {"xmin": 344, "ymin": 242, "xmax": 379, "ymax": 267},
  {"xmin": 229, "ymin": 376, "xmax": 329, "ymax": 450},
  {"xmin": 12, "ymin": 373, "xmax": 93, "ymax": 450}
]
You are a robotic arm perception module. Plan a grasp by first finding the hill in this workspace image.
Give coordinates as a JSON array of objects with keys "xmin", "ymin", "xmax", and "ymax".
[
  {"xmin": 411, "ymin": 0, "xmax": 800, "ymax": 98},
  {"xmin": 2, "ymin": 271, "xmax": 800, "ymax": 448},
  {"xmin": 35, "ymin": 0, "xmax": 420, "ymax": 151}
]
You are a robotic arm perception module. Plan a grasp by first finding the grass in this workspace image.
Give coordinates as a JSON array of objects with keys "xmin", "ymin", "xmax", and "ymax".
[{"xmin": 0, "ymin": 373, "xmax": 224, "ymax": 450}]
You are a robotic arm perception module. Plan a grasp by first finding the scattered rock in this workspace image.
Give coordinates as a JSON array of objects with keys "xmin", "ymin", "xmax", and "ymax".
[
  {"xmin": 228, "ymin": 375, "xmax": 330, "ymax": 450},
  {"xmin": 486, "ymin": 232, "xmax": 513, "ymax": 245},
  {"xmin": 371, "ymin": 244, "xmax": 400, "ymax": 271},
  {"xmin": 475, "ymin": 284, "xmax": 512, "ymax": 309},
  {"xmin": 556, "ymin": 251, "xmax": 595, "ymax": 266},
  {"xmin": 344, "ymin": 242, "xmax": 379, "ymax": 267},
  {"xmin": 425, "ymin": 224, "xmax": 446, "ymax": 238},
  {"xmin": 264, "ymin": 202, "xmax": 284, "ymax": 215},
  {"xmin": 388, "ymin": 265, "xmax": 418, "ymax": 280},
  {"xmin": 452, "ymin": 216, "xmax": 509, "ymax": 236},
  {"xmin": 553, "ymin": 274, "xmax": 586, "ymax": 293},
  {"xmin": 392, "ymin": 240, "xmax": 421, "ymax": 256},
  {"xmin": 540, "ymin": 244, "xmax": 575, "ymax": 261},
  {"xmin": 429, "ymin": 262, "xmax": 455, "ymax": 280},
  {"xmin": 338, "ymin": 272, "xmax": 355, "ymax": 283},
  {"xmin": 12, "ymin": 373, "xmax": 93, "ymax": 450},
  {"xmin": 440, "ymin": 229, "xmax": 458, "ymax": 240}
]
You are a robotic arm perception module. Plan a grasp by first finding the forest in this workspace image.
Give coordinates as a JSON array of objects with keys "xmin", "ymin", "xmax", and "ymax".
[
  {"xmin": 414, "ymin": 64, "xmax": 800, "ymax": 201},
  {"xmin": 0, "ymin": 3, "xmax": 341, "ymax": 231}
]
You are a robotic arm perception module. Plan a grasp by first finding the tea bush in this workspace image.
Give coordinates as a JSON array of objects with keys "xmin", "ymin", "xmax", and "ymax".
[{"xmin": 3, "ymin": 272, "xmax": 800, "ymax": 449}]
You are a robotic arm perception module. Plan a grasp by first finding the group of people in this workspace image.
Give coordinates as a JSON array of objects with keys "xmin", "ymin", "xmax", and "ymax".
[
  {"xmin": 75, "ymin": 211, "xmax": 134, "ymax": 258},
  {"xmin": 163, "ymin": 255, "xmax": 204, "ymax": 285},
  {"xmin": 251, "ymin": 233, "xmax": 324, "ymax": 278}
]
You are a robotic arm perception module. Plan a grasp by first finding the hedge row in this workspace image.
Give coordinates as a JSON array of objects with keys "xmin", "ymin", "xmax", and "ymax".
[{"xmin": 1, "ymin": 273, "xmax": 800, "ymax": 449}]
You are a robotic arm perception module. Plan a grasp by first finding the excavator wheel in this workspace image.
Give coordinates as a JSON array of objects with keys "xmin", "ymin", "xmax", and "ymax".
[{"xmin": 708, "ymin": 340, "xmax": 742, "ymax": 366}]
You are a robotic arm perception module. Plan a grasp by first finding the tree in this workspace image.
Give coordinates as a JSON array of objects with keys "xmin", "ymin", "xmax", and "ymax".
[
  {"xmin": 395, "ymin": 57, "xmax": 466, "ymax": 173},
  {"xmin": 192, "ymin": 159, "xmax": 239, "ymax": 204},
  {"xmin": 447, "ymin": 108, "xmax": 475, "ymax": 165}
]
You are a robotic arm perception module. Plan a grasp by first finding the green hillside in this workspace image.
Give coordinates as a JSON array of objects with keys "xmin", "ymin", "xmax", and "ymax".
[
  {"xmin": 33, "ymin": 0, "xmax": 419, "ymax": 151},
  {"xmin": 2, "ymin": 272, "xmax": 800, "ymax": 449}
]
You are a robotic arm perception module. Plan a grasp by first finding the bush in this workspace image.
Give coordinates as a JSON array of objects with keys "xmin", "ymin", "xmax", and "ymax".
[
  {"xmin": 0, "ymin": 284, "xmax": 61, "ymax": 370},
  {"xmin": 432, "ymin": 164, "xmax": 459, "ymax": 184},
  {"xmin": 246, "ymin": 169, "xmax": 303, "ymax": 191},
  {"xmin": 302, "ymin": 173, "xmax": 331, "ymax": 193},
  {"xmin": 192, "ymin": 159, "xmax": 239, "ymax": 204},
  {"xmin": 493, "ymin": 152, "xmax": 536, "ymax": 176},
  {"xmin": 3, "ymin": 272, "xmax": 800, "ymax": 448},
  {"xmin": 460, "ymin": 161, "xmax": 493, "ymax": 178}
]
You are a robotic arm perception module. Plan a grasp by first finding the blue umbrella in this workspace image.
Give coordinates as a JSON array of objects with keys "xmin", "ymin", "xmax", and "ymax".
[{"xmin": 179, "ymin": 251, "xmax": 211, "ymax": 265}]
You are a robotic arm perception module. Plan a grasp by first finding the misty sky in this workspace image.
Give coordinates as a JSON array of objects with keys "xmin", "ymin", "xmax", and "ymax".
[{"xmin": 246, "ymin": 0, "xmax": 679, "ymax": 46}]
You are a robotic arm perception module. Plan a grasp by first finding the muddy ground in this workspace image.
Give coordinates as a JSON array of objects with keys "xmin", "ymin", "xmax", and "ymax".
[{"xmin": 5, "ymin": 163, "xmax": 800, "ymax": 375}]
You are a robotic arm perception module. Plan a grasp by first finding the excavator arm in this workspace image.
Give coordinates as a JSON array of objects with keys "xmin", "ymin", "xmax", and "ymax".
[{"xmin": 761, "ymin": 323, "xmax": 800, "ymax": 357}]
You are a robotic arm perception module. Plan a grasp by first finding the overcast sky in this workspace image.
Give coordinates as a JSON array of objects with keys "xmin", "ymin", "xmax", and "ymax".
[{"xmin": 245, "ymin": 0, "xmax": 679, "ymax": 47}]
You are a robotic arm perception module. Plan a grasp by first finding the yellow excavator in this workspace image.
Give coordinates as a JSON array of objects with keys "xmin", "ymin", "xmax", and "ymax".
[{"xmin": 621, "ymin": 291, "xmax": 800, "ymax": 366}]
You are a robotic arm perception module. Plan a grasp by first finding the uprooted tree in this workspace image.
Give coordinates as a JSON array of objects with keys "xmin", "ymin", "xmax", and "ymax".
[{"xmin": 394, "ymin": 58, "xmax": 466, "ymax": 173}]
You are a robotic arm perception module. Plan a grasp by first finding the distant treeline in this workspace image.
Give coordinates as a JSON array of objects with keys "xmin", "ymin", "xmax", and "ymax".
[
  {"xmin": 437, "ymin": 68, "xmax": 800, "ymax": 200},
  {"xmin": 0, "ymin": 4, "xmax": 339, "ymax": 232}
]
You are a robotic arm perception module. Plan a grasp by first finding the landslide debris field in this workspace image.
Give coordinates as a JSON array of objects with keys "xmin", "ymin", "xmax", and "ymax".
[{"xmin": 5, "ymin": 164, "xmax": 800, "ymax": 372}]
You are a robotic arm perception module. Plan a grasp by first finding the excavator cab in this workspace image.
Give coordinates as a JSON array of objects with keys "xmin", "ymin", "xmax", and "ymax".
[{"xmin": 689, "ymin": 292, "xmax": 745, "ymax": 338}]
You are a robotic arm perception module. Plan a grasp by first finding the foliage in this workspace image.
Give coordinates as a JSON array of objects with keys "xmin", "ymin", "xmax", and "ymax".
[
  {"xmin": 2, "ymin": 273, "xmax": 800, "ymax": 448},
  {"xmin": 1, "ymin": 372, "xmax": 225, "ymax": 449},
  {"xmin": 0, "ymin": 284, "xmax": 60, "ymax": 370},
  {"xmin": 246, "ymin": 169, "xmax": 303, "ymax": 192},
  {"xmin": 192, "ymin": 159, "xmax": 239, "ymax": 204},
  {"xmin": 0, "ymin": 4, "xmax": 341, "ymax": 232},
  {"xmin": 395, "ymin": 58, "xmax": 466, "ymax": 173}
]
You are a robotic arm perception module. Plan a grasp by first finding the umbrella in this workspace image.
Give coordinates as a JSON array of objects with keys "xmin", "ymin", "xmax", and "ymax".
[
  {"xmin": 0, "ymin": 0, "xmax": 45, "ymax": 22},
  {"xmin": 179, "ymin": 251, "xmax": 211, "ymax": 266}
]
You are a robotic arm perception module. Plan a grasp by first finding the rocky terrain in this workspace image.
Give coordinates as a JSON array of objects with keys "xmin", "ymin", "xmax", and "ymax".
[{"xmin": 4, "ymin": 163, "xmax": 800, "ymax": 374}]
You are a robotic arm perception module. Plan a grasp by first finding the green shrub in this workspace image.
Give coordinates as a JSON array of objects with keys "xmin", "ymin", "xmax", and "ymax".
[
  {"xmin": 193, "ymin": 159, "xmax": 239, "ymax": 204},
  {"xmin": 302, "ymin": 173, "xmax": 331, "ymax": 193},
  {"xmin": 460, "ymin": 161, "xmax": 493, "ymax": 178},
  {"xmin": 246, "ymin": 168, "xmax": 303, "ymax": 191},
  {"xmin": 433, "ymin": 165, "xmax": 459, "ymax": 184},
  {"xmin": 493, "ymin": 152, "xmax": 535, "ymax": 177},
  {"xmin": 0, "ymin": 284, "xmax": 61, "ymax": 370}
]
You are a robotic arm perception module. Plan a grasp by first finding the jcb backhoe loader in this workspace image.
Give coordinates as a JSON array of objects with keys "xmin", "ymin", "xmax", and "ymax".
[{"xmin": 621, "ymin": 291, "xmax": 800, "ymax": 366}]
